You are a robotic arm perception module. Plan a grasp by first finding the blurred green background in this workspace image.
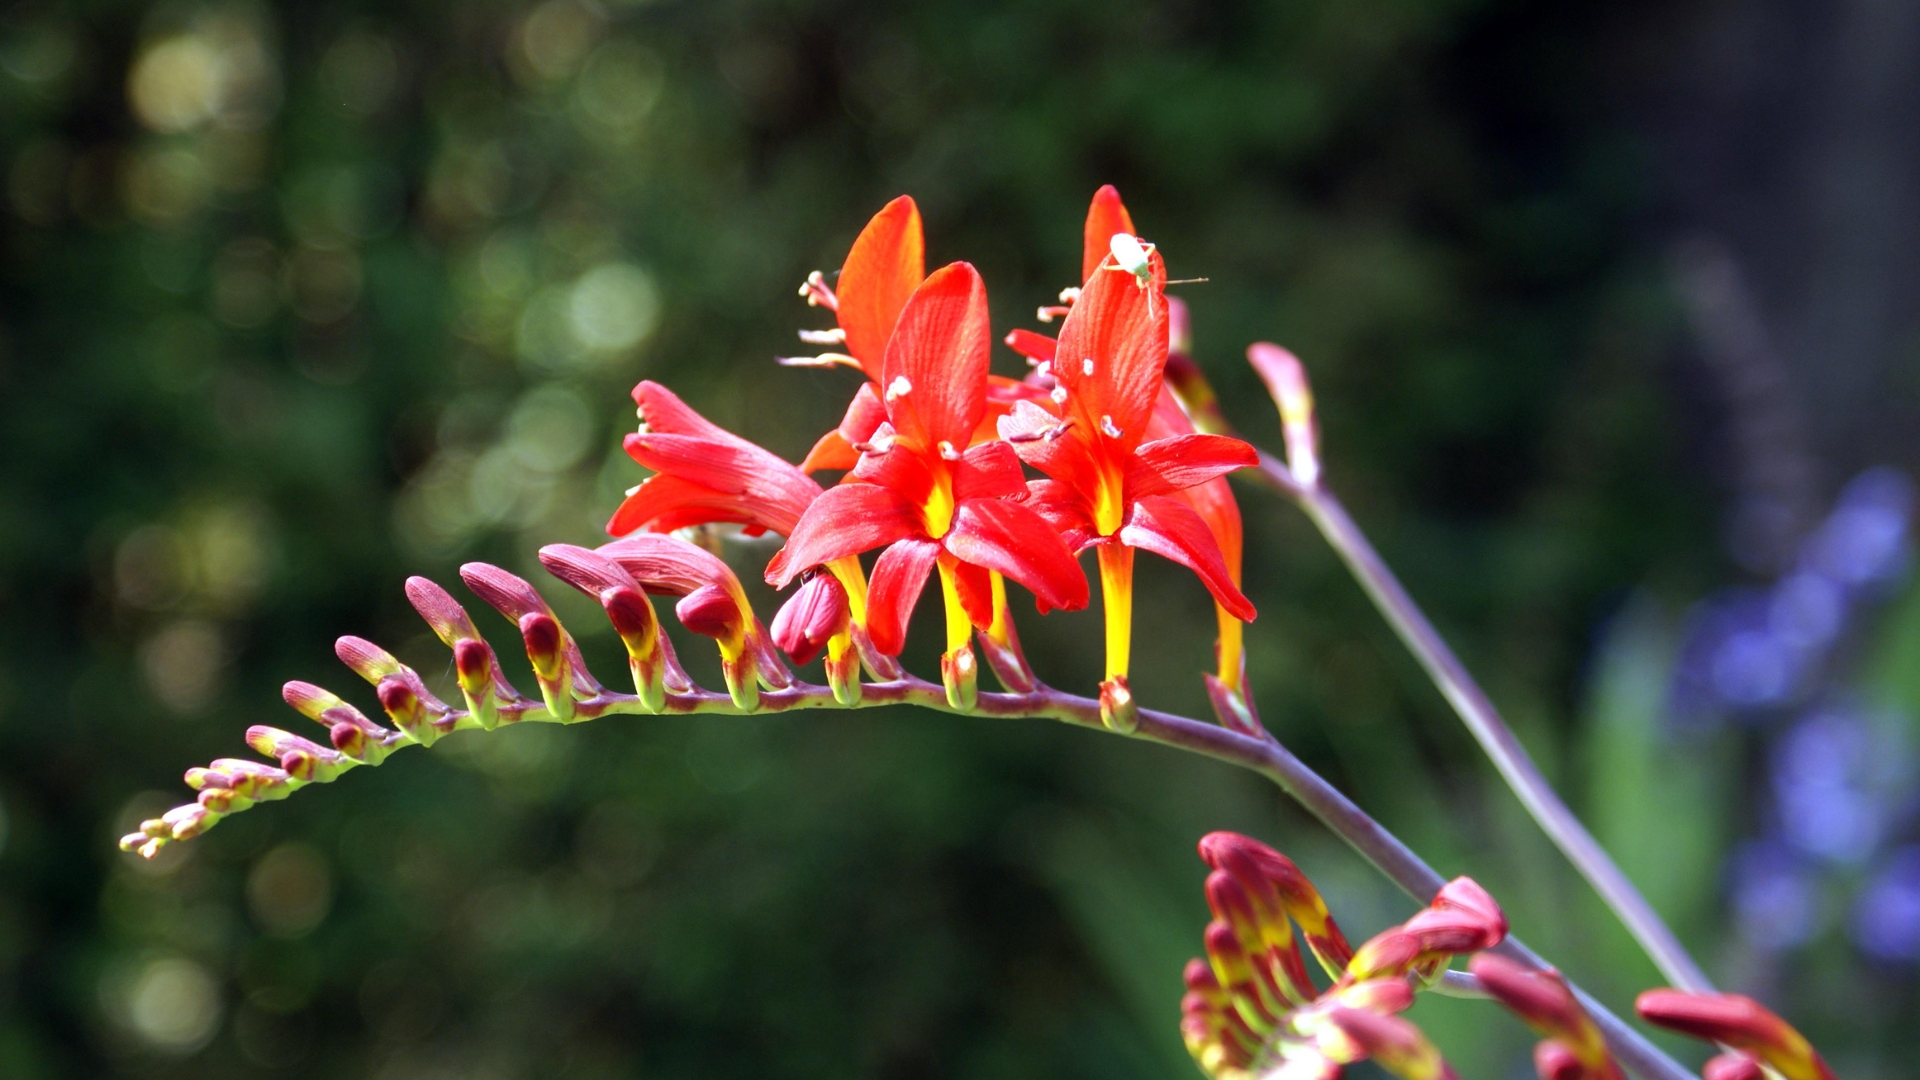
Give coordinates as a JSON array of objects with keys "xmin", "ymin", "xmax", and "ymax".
[{"xmin": 4, "ymin": 1, "xmax": 1919, "ymax": 1077}]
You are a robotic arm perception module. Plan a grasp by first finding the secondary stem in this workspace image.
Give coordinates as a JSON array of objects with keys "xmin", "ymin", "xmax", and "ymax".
[{"xmin": 1262, "ymin": 455, "xmax": 1713, "ymax": 996}]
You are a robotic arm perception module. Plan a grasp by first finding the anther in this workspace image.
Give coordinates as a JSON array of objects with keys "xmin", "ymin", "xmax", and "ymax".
[
  {"xmin": 886, "ymin": 375, "xmax": 913, "ymax": 400},
  {"xmin": 1100, "ymin": 415, "xmax": 1121, "ymax": 439},
  {"xmin": 1082, "ymin": 358, "xmax": 1095, "ymax": 377},
  {"xmin": 1050, "ymin": 385, "xmax": 1068, "ymax": 405},
  {"xmin": 1058, "ymin": 287, "xmax": 1082, "ymax": 304},
  {"xmin": 1034, "ymin": 361, "xmax": 1051, "ymax": 378},
  {"xmin": 797, "ymin": 327, "xmax": 846, "ymax": 345},
  {"xmin": 937, "ymin": 440, "xmax": 960, "ymax": 461},
  {"xmin": 1044, "ymin": 421, "xmax": 1073, "ymax": 441}
]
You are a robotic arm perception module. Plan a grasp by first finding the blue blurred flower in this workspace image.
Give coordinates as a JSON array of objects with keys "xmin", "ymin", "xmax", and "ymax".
[{"xmin": 1853, "ymin": 846, "xmax": 1920, "ymax": 963}]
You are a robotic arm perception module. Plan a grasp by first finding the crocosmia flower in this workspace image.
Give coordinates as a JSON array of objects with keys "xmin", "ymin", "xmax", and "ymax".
[
  {"xmin": 1001, "ymin": 224, "xmax": 1258, "ymax": 730},
  {"xmin": 608, "ymin": 379, "xmax": 876, "ymax": 702},
  {"xmin": 770, "ymin": 262, "xmax": 1088, "ymax": 709}
]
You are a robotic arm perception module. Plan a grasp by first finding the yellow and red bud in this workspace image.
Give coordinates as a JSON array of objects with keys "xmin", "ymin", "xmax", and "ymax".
[
  {"xmin": 1198, "ymin": 832, "xmax": 1354, "ymax": 977},
  {"xmin": 678, "ymin": 584, "xmax": 758, "ymax": 710},
  {"xmin": 539, "ymin": 543, "xmax": 684, "ymax": 711},
  {"xmin": 1204, "ymin": 920, "xmax": 1286, "ymax": 1034},
  {"xmin": 1469, "ymin": 955, "xmax": 1621, "ymax": 1080},
  {"xmin": 452, "ymin": 637, "xmax": 503, "ymax": 729},
  {"xmin": 461, "ymin": 562, "xmax": 605, "ymax": 723},
  {"xmin": 1635, "ymin": 990, "xmax": 1835, "ymax": 1080},
  {"xmin": 282, "ymin": 681, "xmax": 396, "ymax": 765},
  {"xmin": 335, "ymin": 635, "xmax": 404, "ymax": 682},
  {"xmin": 1321, "ymin": 1007, "xmax": 1456, "ymax": 1080},
  {"xmin": 1702, "ymin": 1054, "xmax": 1766, "ymax": 1080},
  {"xmin": 408, "ymin": 575, "xmax": 524, "ymax": 729},
  {"xmin": 770, "ymin": 572, "xmax": 851, "ymax": 668},
  {"xmin": 333, "ymin": 636, "xmax": 456, "ymax": 743},
  {"xmin": 245, "ymin": 725, "xmax": 349, "ymax": 784},
  {"xmin": 1247, "ymin": 342, "xmax": 1320, "ymax": 488}
]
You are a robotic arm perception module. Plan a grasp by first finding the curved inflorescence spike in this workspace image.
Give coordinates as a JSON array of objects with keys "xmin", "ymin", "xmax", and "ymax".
[{"xmin": 119, "ymin": 533, "xmax": 868, "ymax": 860}]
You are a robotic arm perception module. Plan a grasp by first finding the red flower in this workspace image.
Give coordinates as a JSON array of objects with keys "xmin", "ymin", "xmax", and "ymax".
[
  {"xmin": 769, "ymin": 262, "xmax": 1088, "ymax": 708},
  {"xmin": 1000, "ymin": 219, "xmax": 1257, "ymax": 730},
  {"xmin": 607, "ymin": 379, "xmax": 875, "ymax": 702},
  {"xmin": 609, "ymin": 380, "xmax": 823, "ymax": 539}
]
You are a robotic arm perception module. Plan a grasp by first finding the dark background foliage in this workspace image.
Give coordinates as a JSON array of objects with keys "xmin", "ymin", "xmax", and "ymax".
[{"xmin": 3, "ymin": 1, "xmax": 1917, "ymax": 1077}]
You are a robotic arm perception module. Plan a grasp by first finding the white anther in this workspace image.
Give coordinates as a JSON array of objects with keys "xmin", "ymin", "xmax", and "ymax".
[
  {"xmin": 1050, "ymin": 385, "xmax": 1068, "ymax": 404},
  {"xmin": 866, "ymin": 431, "xmax": 895, "ymax": 454},
  {"xmin": 797, "ymin": 327, "xmax": 846, "ymax": 345},
  {"xmin": 1082, "ymin": 358, "xmax": 1095, "ymax": 377},
  {"xmin": 1034, "ymin": 361, "xmax": 1051, "ymax": 378},
  {"xmin": 1036, "ymin": 306, "xmax": 1057, "ymax": 324},
  {"xmin": 1058, "ymin": 287, "xmax": 1081, "ymax": 304},
  {"xmin": 886, "ymin": 375, "xmax": 913, "ymax": 400},
  {"xmin": 1100, "ymin": 415, "xmax": 1121, "ymax": 439},
  {"xmin": 937, "ymin": 440, "xmax": 960, "ymax": 461}
]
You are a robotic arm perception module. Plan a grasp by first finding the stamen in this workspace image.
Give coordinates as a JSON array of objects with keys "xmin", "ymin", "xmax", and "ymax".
[
  {"xmin": 798, "ymin": 270, "xmax": 839, "ymax": 311},
  {"xmin": 1036, "ymin": 305, "xmax": 1071, "ymax": 323},
  {"xmin": 1082, "ymin": 358, "xmax": 1095, "ymax": 377},
  {"xmin": 1100, "ymin": 415, "xmax": 1121, "ymax": 439},
  {"xmin": 886, "ymin": 375, "xmax": 913, "ymax": 401},
  {"xmin": 1058, "ymin": 286, "xmax": 1081, "ymax": 304},
  {"xmin": 854, "ymin": 431, "xmax": 895, "ymax": 455},
  {"xmin": 1050, "ymin": 385, "xmax": 1068, "ymax": 405},
  {"xmin": 1034, "ymin": 361, "xmax": 1051, "ymax": 378},
  {"xmin": 797, "ymin": 327, "xmax": 846, "ymax": 345},
  {"xmin": 1044, "ymin": 420, "xmax": 1073, "ymax": 441},
  {"xmin": 937, "ymin": 440, "xmax": 960, "ymax": 461}
]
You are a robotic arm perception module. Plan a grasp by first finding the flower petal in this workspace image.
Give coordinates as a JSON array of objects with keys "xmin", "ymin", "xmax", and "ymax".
[
  {"xmin": 1053, "ymin": 240, "xmax": 1167, "ymax": 449},
  {"xmin": 610, "ymin": 475, "xmax": 749, "ymax": 538},
  {"xmin": 1125, "ymin": 433, "xmax": 1257, "ymax": 500},
  {"xmin": 838, "ymin": 196, "xmax": 925, "ymax": 379},
  {"xmin": 623, "ymin": 432, "xmax": 821, "ymax": 535},
  {"xmin": 881, "ymin": 262, "xmax": 992, "ymax": 454},
  {"xmin": 941, "ymin": 554, "xmax": 995, "ymax": 629},
  {"xmin": 1119, "ymin": 495, "xmax": 1255, "ymax": 621},
  {"xmin": 633, "ymin": 380, "xmax": 737, "ymax": 441},
  {"xmin": 952, "ymin": 439, "xmax": 1027, "ymax": 503},
  {"xmin": 1004, "ymin": 328, "xmax": 1058, "ymax": 365},
  {"xmin": 598, "ymin": 533, "xmax": 743, "ymax": 600},
  {"xmin": 867, "ymin": 537, "xmax": 941, "ymax": 656},
  {"xmin": 800, "ymin": 429, "xmax": 859, "ymax": 474},
  {"xmin": 1021, "ymin": 479, "xmax": 1101, "ymax": 553},
  {"xmin": 768, "ymin": 482, "xmax": 921, "ymax": 588},
  {"xmin": 944, "ymin": 498, "xmax": 1089, "ymax": 613},
  {"xmin": 1082, "ymin": 184, "xmax": 1137, "ymax": 283}
]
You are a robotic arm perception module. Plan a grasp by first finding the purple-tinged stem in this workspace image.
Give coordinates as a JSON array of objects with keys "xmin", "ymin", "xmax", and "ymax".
[{"xmin": 1251, "ymin": 449, "xmax": 1713, "ymax": 998}]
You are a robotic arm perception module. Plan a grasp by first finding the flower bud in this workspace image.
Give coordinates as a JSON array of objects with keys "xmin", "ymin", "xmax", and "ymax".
[
  {"xmin": 1635, "ymin": 990, "xmax": 1834, "ymax": 1080},
  {"xmin": 771, "ymin": 573, "xmax": 850, "ymax": 667},
  {"xmin": 1247, "ymin": 342, "xmax": 1319, "ymax": 488}
]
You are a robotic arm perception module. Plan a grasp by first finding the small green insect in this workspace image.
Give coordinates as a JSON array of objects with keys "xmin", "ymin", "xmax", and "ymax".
[{"xmin": 1108, "ymin": 232, "xmax": 1157, "ymax": 289}]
